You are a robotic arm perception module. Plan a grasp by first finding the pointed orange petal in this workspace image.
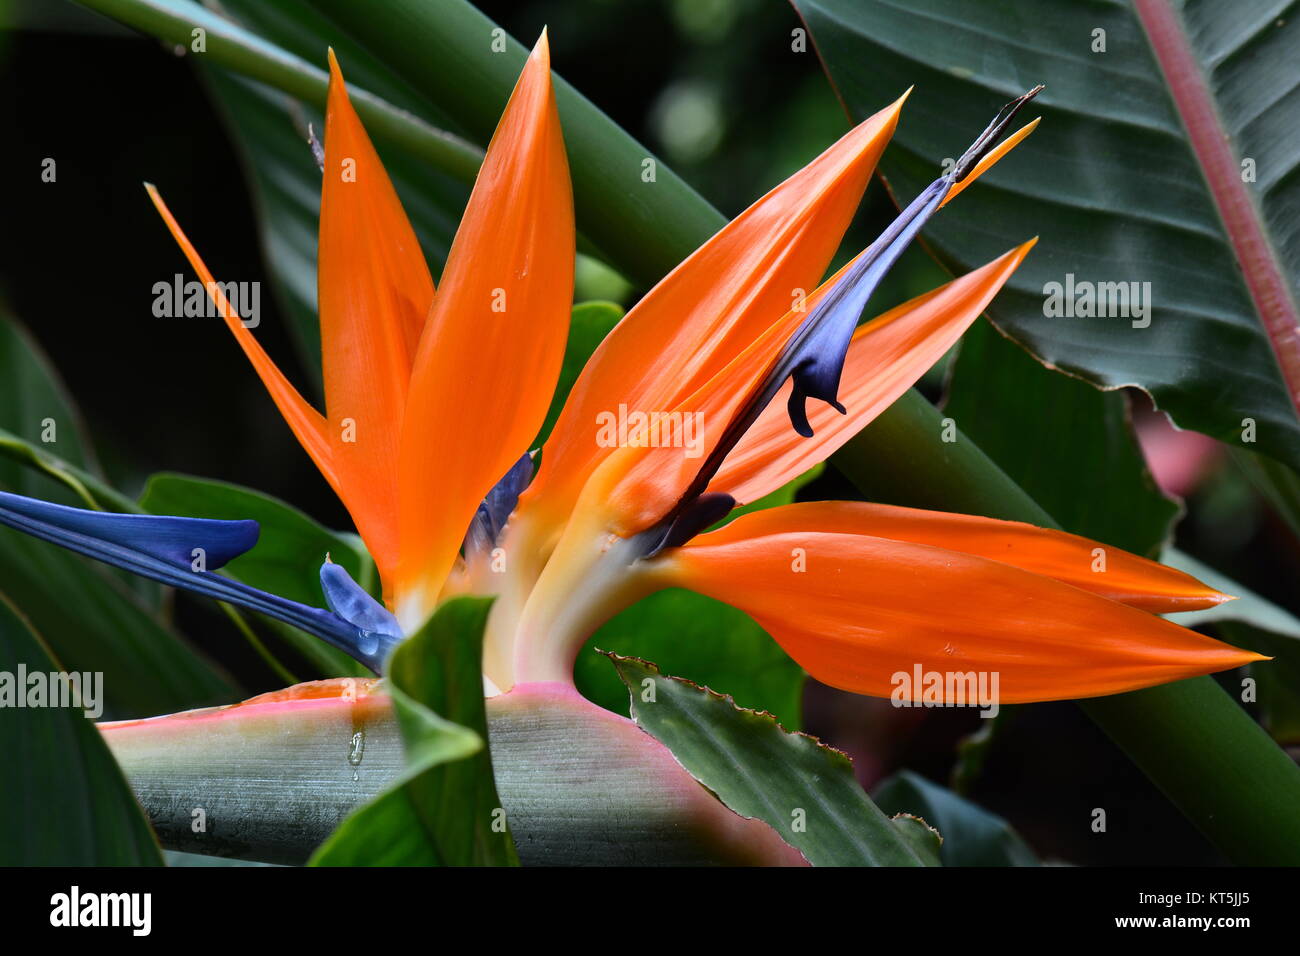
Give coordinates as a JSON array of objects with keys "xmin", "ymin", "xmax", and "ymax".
[
  {"xmin": 940, "ymin": 117, "xmax": 1039, "ymax": 208},
  {"xmin": 395, "ymin": 33, "xmax": 574, "ymax": 625},
  {"xmin": 664, "ymin": 510, "xmax": 1262, "ymax": 703},
  {"xmin": 317, "ymin": 52, "xmax": 436, "ymax": 581},
  {"xmin": 527, "ymin": 94, "xmax": 908, "ymax": 526},
  {"xmin": 695, "ymin": 500, "xmax": 1231, "ymax": 613},
  {"xmin": 145, "ymin": 184, "xmax": 335, "ymax": 483},
  {"xmin": 711, "ymin": 241, "xmax": 1035, "ymax": 504}
]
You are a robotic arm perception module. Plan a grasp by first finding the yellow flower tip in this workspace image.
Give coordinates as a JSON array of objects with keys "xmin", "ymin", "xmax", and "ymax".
[
  {"xmin": 326, "ymin": 48, "xmax": 352, "ymax": 101},
  {"xmin": 531, "ymin": 27, "xmax": 551, "ymax": 67},
  {"xmin": 940, "ymin": 115, "xmax": 1041, "ymax": 208},
  {"xmin": 143, "ymin": 182, "xmax": 169, "ymax": 218}
]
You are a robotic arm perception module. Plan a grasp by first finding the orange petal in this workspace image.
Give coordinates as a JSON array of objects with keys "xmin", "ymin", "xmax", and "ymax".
[
  {"xmin": 712, "ymin": 241, "xmax": 1035, "ymax": 504},
  {"xmin": 315, "ymin": 51, "xmax": 437, "ymax": 580},
  {"xmin": 940, "ymin": 118, "xmax": 1039, "ymax": 208},
  {"xmin": 694, "ymin": 500, "xmax": 1231, "ymax": 613},
  {"xmin": 663, "ymin": 511, "xmax": 1262, "ymax": 703},
  {"xmin": 395, "ymin": 33, "xmax": 574, "ymax": 626},
  {"xmin": 145, "ymin": 185, "xmax": 336, "ymax": 490},
  {"xmin": 526, "ymin": 93, "xmax": 908, "ymax": 527}
]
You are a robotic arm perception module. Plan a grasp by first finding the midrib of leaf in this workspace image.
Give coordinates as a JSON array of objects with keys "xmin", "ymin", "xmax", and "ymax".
[{"xmin": 1134, "ymin": 0, "xmax": 1300, "ymax": 410}]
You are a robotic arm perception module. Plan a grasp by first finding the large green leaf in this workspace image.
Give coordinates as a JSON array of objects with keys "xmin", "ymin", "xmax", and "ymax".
[
  {"xmin": 610, "ymin": 655, "xmax": 932, "ymax": 866},
  {"xmin": 945, "ymin": 319, "xmax": 1178, "ymax": 557},
  {"xmin": 140, "ymin": 473, "xmax": 374, "ymax": 605},
  {"xmin": 535, "ymin": 300, "xmax": 624, "ymax": 446},
  {"xmin": 0, "ymin": 311, "xmax": 99, "ymax": 498},
  {"xmin": 794, "ymin": 0, "xmax": 1300, "ymax": 474},
  {"xmin": 1165, "ymin": 548, "xmax": 1300, "ymax": 744},
  {"xmin": 0, "ymin": 595, "xmax": 163, "ymax": 865},
  {"xmin": 311, "ymin": 596, "xmax": 518, "ymax": 865},
  {"xmin": 873, "ymin": 770, "xmax": 1038, "ymax": 867},
  {"xmin": 0, "ymin": 316, "xmax": 234, "ymax": 717}
]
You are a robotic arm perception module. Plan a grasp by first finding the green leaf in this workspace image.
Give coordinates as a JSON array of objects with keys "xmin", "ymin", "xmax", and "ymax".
[
  {"xmin": 1165, "ymin": 548, "xmax": 1300, "ymax": 641},
  {"xmin": 535, "ymin": 300, "xmax": 625, "ymax": 446},
  {"xmin": 610, "ymin": 655, "xmax": 932, "ymax": 866},
  {"xmin": 1164, "ymin": 548, "xmax": 1300, "ymax": 744},
  {"xmin": 0, "ymin": 594, "xmax": 163, "ymax": 865},
  {"xmin": 0, "ymin": 311, "xmax": 98, "ymax": 499},
  {"xmin": 1228, "ymin": 622, "xmax": 1300, "ymax": 746},
  {"xmin": 0, "ymin": 427, "xmax": 135, "ymax": 513},
  {"xmin": 890, "ymin": 813, "xmax": 943, "ymax": 867},
  {"xmin": 874, "ymin": 770, "xmax": 1038, "ymax": 867},
  {"xmin": 311, "ymin": 596, "xmax": 518, "ymax": 865},
  {"xmin": 139, "ymin": 472, "xmax": 373, "ymax": 678},
  {"xmin": 1232, "ymin": 447, "xmax": 1300, "ymax": 541},
  {"xmin": 794, "ymin": 0, "xmax": 1300, "ymax": 474},
  {"xmin": 576, "ymin": 589, "xmax": 805, "ymax": 729},
  {"xmin": 141, "ymin": 473, "xmax": 373, "ymax": 605},
  {"xmin": 945, "ymin": 319, "xmax": 1178, "ymax": 557},
  {"xmin": 0, "ymin": 316, "xmax": 234, "ymax": 717}
]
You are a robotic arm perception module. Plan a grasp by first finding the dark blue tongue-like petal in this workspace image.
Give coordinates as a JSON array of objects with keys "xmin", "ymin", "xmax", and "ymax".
[
  {"xmin": 464, "ymin": 451, "xmax": 534, "ymax": 559},
  {"xmin": 0, "ymin": 490, "xmax": 398, "ymax": 673},
  {"xmin": 0, "ymin": 490, "xmax": 259, "ymax": 567},
  {"xmin": 640, "ymin": 88, "xmax": 1041, "ymax": 557},
  {"xmin": 781, "ymin": 179, "xmax": 948, "ymax": 438}
]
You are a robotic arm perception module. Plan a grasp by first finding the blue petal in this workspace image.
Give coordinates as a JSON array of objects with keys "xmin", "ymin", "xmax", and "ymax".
[
  {"xmin": 0, "ymin": 490, "xmax": 258, "ymax": 568},
  {"xmin": 781, "ymin": 180, "xmax": 947, "ymax": 438},
  {"xmin": 464, "ymin": 452, "xmax": 533, "ymax": 559},
  {"xmin": 320, "ymin": 560, "xmax": 403, "ymax": 653},
  {"xmin": 0, "ymin": 490, "xmax": 398, "ymax": 673}
]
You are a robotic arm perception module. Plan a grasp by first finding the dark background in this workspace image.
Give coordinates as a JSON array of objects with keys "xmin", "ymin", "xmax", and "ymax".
[{"xmin": 2, "ymin": 0, "xmax": 1295, "ymax": 866}]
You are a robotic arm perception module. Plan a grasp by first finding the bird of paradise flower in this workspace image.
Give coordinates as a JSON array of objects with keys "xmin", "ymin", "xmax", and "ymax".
[{"xmin": 0, "ymin": 33, "xmax": 1260, "ymax": 863}]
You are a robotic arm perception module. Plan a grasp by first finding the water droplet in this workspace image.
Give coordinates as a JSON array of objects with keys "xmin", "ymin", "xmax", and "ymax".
[{"xmin": 348, "ymin": 729, "xmax": 365, "ymax": 782}]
